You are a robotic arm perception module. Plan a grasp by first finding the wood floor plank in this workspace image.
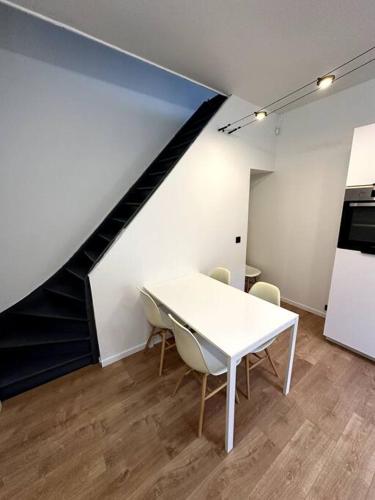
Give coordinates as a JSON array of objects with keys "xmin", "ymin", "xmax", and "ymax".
[
  {"xmin": 307, "ymin": 413, "xmax": 375, "ymax": 500},
  {"xmin": 257, "ymin": 400, "xmax": 306, "ymax": 450},
  {"xmin": 367, "ymin": 473, "xmax": 375, "ymax": 499},
  {"xmin": 82, "ymin": 420, "xmax": 170, "ymax": 499},
  {"xmin": 0, "ymin": 304, "xmax": 374, "ymax": 499},
  {"xmin": 187, "ymin": 426, "xmax": 280, "ymax": 499},
  {"xmin": 129, "ymin": 436, "xmax": 223, "ymax": 500},
  {"xmin": 248, "ymin": 420, "xmax": 335, "ymax": 499},
  {"xmin": 288, "ymin": 360, "xmax": 357, "ymax": 442}
]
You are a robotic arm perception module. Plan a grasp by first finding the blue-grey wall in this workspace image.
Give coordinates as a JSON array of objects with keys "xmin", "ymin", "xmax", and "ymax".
[{"xmin": 0, "ymin": 3, "xmax": 214, "ymax": 311}]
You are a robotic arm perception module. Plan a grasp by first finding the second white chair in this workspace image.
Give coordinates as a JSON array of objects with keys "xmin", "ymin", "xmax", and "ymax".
[
  {"xmin": 169, "ymin": 314, "xmax": 240, "ymax": 437},
  {"xmin": 209, "ymin": 266, "xmax": 231, "ymax": 285},
  {"xmin": 244, "ymin": 281, "xmax": 281, "ymax": 399}
]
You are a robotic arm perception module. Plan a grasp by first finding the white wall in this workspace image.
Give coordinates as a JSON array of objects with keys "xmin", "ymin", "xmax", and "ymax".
[
  {"xmin": 89, "ymin": 96, "xmax": 277, "ymax": 365},
  {"xmin": 0, "ymin": 4, "xmax": 212, "ymax": 311},
  {"xmin": 247, "ymin": 77, "xmax": 375, "ymax": 316}
]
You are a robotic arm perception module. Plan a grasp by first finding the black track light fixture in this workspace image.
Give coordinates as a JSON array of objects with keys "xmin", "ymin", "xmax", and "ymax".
[
  {"xmin": 317, "ymin": 74, "xmax": 335, "ymax": 89},
  {"xmin": 254, "ymin": 110, "xmax": 268, "ymax": 120}
]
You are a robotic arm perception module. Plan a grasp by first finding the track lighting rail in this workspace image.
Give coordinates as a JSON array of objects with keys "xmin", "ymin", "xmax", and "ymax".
[{"xmin": 220, "ymin": 45, "xmax": 375, "ymax": 134}]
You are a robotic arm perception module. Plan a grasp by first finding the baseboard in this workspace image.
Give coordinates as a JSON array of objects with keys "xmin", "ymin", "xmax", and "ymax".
[
  {"xmin": 100, "ymin": 341, "xmax": 146, "ymax": 367},
  {"xmin": 281, "ymin": 297, "xmax": 326, "ymax": 318}
]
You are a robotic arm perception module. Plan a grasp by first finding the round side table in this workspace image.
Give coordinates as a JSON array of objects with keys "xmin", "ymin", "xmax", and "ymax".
[{"xmin": 245, "ymin": 265, "xmax": 261, "ymax": 292}]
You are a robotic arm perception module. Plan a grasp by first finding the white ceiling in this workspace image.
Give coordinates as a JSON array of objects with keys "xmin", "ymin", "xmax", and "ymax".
[{"xmin": 5, "ymin": 0, "xmax": 375, "ymax": 110}]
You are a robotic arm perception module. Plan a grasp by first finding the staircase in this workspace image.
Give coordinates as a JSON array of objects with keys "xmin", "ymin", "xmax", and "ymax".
[{"xmin": 0, "ymin": 94, "xmax": 227, "ymax": 400}]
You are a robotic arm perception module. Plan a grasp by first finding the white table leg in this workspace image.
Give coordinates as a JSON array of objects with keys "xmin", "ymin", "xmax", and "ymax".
[
  {"xmin": 225, "ymin": 356, "xmax": 237, "ymax": 453},
  {"xmin": 283, "ymin": 318, "xmax": 299, "ymax": 395}
]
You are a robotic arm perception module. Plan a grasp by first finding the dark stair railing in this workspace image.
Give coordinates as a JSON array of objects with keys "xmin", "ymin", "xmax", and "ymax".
[{"xmin": 0, "ymin": 94, "xmax": 227, "ymax": 401}]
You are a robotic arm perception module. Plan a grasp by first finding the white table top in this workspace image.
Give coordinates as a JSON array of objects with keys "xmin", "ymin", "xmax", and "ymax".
[{"xmin": 145, "ymin": 273, "xmax": 298, "ymax": 358}]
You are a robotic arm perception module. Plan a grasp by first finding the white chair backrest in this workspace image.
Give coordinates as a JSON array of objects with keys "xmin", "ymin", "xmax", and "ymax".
[
  {"xmin": 139, "ymin": 289, "xmax": 165, "ymax": 329},
  {"xmin": 209, "ymin": 266, "xmax": 231, "ymax": 285},
  {"xmin": 168, "ymin": 315, "xmax": 209, "ymax": 374},
  {"xmin": 249, "ymin": 281, "xmax": 280, "ymax": 307}
]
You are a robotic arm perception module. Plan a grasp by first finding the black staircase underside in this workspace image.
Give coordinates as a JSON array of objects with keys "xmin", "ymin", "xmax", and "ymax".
[{"xmin": 0, "ymin": 94, "xmax": 226, "ymax": 400}]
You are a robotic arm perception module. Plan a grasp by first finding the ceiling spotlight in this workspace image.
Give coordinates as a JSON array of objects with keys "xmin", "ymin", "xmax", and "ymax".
[
  {"xmin": 317, "ymin": 74, "xmax": 335, "ymax": 89},
  {"xmin": 255, "ymin": 110, "xmax": 268, "ymax": 120}
]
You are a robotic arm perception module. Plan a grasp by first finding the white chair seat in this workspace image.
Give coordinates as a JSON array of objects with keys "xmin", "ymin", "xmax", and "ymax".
[
  {"xmin": 251, "ymin": 338, "xmax": 275, "ymax": 353},
  {"xmin": 245, "ymin": 265, "xmax": 261, "ymax": 278},
  {"xmin": 198, "ymin": 336, "xmax": 241, "ymax": 375}
]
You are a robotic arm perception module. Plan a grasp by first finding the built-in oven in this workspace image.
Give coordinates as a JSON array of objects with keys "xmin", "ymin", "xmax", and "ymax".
[{"xmin": 338, "ymin": 184, "xmax": 375, "ymax": 254}]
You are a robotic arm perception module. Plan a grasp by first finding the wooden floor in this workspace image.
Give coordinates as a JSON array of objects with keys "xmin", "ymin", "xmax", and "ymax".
[{"xmin": 1, "ymin": 305, "xmax": 375, "ymax": 499}]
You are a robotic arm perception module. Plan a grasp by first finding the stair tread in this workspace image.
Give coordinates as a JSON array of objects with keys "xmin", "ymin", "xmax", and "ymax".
[
  {"xmin": 111, "ymin": 216, "xmax": 128, "ymax": 223},
  {"xmin": 157, "ymin": 153, "xmax": 180, "ymax": 163},
  {"xmin": 1, "ymin": 315, "xmax": 89, "ymax": 335},
  {"xmin": 123, "ymin": 201, "xmax": 141, "ymax": 206},
  {"xmin": 0, "ymin": 352, "xmax": 92, "ymax": 389},
  {"xmin": 169, "ymin": 138, "xmax": 196, "ymax": 149},
  {"xmin": 44, "ymin": 287, "xmax": 84, "ymax": 303},
  {"xmin": 84, "ymin": 249, "xmax": 102, "ymax": 262},
  {"xmin": 177, "ymin": 125, "xmax": 204, "ymax": 140},
  {"xmin": 12, "ymin": 296, "xmax": 87, "ymax": 322},
  {"xmin": 186, "ymin": 113, "xmax": 217, "ymax": 128},
  {"xmin": 148, "ymin": 169, "xmax": 169, "ymax": 177},
  {"xmin": 44, "ymin": 282, "xmax": 85, "ymax": 302},
  {"xmin": 0, "ymin": 327, "xmax": 90, "ymax": 348},
  {"xmin": 97, "ymin": 232, "xmax": 113, "ymax": 242},
  {"xmin": 65, "ymin": 263, "xmax": 90, "ymax": 280},
  {"xmin": 136, "ymin": 185, "xmax": 155, "ymax": 190}
]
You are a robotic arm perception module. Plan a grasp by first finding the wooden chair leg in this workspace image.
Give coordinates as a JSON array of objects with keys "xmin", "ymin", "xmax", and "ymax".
[
  {"xmin": 198, "ymin": 374, "xmax": 208, "ymax": 437},
  {"xmin": 173, "ymin": 368, "xmax": 192, "ymax": 396},
  {"xmin": 158, "ymin": 331, "xmax": 167, "ymax": 376},
  {"xmin": 265, "ymin": 348, "xmax": 280, "ymax": 379},
  {"xmin": 246, "ymin": 355, "xmax": 251, "ymax": 400},
  {"xmin": 235, "ymin": 388, "xmax": 240, "ymax": 404}
]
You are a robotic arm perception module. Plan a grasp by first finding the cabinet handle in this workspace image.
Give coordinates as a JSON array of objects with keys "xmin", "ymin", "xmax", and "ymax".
[{"xmin": 349, "ymin": 202, "xmax": 375, "ymax": 207}]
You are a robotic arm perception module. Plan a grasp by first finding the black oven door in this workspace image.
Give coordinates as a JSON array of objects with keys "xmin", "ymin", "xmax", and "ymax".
[{"xmin": 338, "ymin": 201, "xmax": 375, "ymax": 253}]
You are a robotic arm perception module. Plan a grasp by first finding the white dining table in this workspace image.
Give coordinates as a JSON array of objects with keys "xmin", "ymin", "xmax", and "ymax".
[{"xmin": 145, "ymin": 272, "xmax": 299, "ymax": 453}]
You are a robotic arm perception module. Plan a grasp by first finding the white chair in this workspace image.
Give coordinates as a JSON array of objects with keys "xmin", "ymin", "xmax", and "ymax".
[
  {"xmin": 140, "ymin": 289, "xmax": 175, "ymax": 376},
  {"xmin": 244, "ymin": 282, "xmax": 281, "ymax": 399},
  {"xmin": 209, "ymin": 266, "xmax": 231, "ymax": 285},
  {"xmin": 169, "ymin": 314, "xmax": 240, "ymax": 437}
]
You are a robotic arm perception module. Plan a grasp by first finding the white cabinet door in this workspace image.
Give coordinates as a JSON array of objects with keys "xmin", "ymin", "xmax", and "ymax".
[
  {"xmin": 324, "ymin": 248, "xmax": 375, "ymax": 359},
  {"xmin": 346, "ymin": 123, "xmax": 375, "ymax": 187}
]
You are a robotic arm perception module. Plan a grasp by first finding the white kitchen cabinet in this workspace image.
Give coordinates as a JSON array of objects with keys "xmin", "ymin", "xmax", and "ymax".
[
  {"xmin": 325, "ymin": 123, "xmax": 375, "ymax": 360},
  {"xmin": 346, "ymin": 123, "xmax": 375, "ymax": 187},
  {"xmin": 324, "ymin": 248, "xmax": 375, "ymax": 359}
]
